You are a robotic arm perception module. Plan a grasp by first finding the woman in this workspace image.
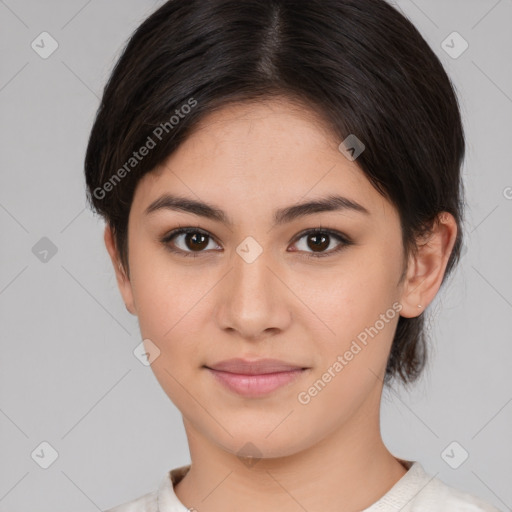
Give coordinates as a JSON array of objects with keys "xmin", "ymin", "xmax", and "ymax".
[{"xmin": 84, "ymin": 0, "xmax": 502, "ymax": 510}]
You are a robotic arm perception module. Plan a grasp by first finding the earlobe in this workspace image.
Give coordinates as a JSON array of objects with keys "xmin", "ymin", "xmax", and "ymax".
[
  {"xmin": 398, "ymin": 212, "xmax": 457, "ymax": 318},
  {"xmin": 103, "ymin": 224, "xmax": 137, "ymax": 316}
]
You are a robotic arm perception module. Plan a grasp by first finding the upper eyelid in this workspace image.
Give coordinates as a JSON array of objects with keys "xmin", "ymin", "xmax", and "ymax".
[{"xmin": 292, "ymin": 227, "xmax": 347, "ymax": 241}]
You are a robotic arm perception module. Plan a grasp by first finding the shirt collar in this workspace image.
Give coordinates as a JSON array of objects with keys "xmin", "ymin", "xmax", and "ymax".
[
  {"xmin": 157, "ymin": 464, "xmax": 191, "ymax": 512},
  {"xmin": 156, "ymin": 460, "xmax": 426, "ymax": 512}
]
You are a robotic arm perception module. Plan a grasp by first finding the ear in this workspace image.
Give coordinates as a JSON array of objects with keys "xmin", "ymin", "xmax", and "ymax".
[
  {"xmin": 399, "ymin": 212, "xmax": 458, "ymax": 318},
  {"xmin": 103, "ymin": 224, "xmax": 137, "ymax": 316}
]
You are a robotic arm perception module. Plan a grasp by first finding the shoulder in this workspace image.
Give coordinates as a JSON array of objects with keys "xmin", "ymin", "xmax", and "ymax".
[
  {"xmin": 409, "ymin": 472, "xmax": 503, "ymax": 512},
  {"xmin": 102, "ymin": 489, "xmax": 158, "ymax": 512},
  {"xmin": 102, "ymin": 465, "xmax": 190, "ymax": 512},
  {"xmin": 371, "ymin": 460, "xmax": 503, "ymax": 512}
]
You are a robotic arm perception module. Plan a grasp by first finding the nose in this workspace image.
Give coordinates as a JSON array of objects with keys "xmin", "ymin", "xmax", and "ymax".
[{"xmin": 215, "ymin": 245, "xmax": 292, "ymax": 341}]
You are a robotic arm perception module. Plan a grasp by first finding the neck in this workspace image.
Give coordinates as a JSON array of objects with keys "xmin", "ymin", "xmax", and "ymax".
[{"xmin": 173, "ymin": 387, "xmax": 408, "ymax": 512}]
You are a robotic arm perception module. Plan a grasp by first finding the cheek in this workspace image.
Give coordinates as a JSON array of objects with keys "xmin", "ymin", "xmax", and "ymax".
[
  {"xmin": 129, "ymin": 253, "xmax": 210, "ymax": 407},
  {"xmin": 296, "ymin": 252, "xmax": 402, "ymax": 396},
  {"xmin": 133, "ymin": 272, "xmax": 208, "ymax": 349},
  {"xmin": 300, "ymin": 253, "xmax": 399, "ymax": 339},
  {"xmin": 292, "ymin": 263, "xmax": 399, "ymax": 423},
  {"xmin": 127, "ymin": 244, "xmax": 204, "ymax": 348}
]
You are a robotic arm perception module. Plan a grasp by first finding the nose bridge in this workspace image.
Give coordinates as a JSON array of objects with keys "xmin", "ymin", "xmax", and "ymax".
[
  {"xmin": 231, "ymin": 238, "xmax": 276, "ymax": 305},
  {"xmin": 217, "ymin": 236, "xmax": 290, "ymax": 337}
]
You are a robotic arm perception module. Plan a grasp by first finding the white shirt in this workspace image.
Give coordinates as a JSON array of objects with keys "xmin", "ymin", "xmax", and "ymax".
[{"xmin": 103, "ymin": 459, "xmax": 503, "ymax": 512}]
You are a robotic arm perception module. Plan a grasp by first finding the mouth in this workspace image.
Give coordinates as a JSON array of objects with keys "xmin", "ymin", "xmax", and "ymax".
[
  {"xmin": 203, "ymin": 358, "xmax": 310, "ymax": 397},
  {"xmin": 204, "ymin": 357, "xmax": 308, "ymax": 374}
]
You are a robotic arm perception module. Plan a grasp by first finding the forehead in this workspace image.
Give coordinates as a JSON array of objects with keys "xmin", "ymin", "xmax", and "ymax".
[
  {"xmin": 132, "ymin": 98, "xmax": 394, "ymax": 223},
  {"xmin": 188, "ymin": 96, "xmax": 339, "ymax": 144}
]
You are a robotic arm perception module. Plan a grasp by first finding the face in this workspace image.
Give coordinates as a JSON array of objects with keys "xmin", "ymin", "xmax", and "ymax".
[{"xmin": 108, "ymin": 98, "xmax": 419, "ymax": 459}]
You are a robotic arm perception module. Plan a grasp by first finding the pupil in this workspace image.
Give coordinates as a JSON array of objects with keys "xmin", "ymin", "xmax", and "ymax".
[
  {"xmin": 187, "ymin": 232, "xmax": 208, "ymax": 251},
  {"xmin": 309, "ymin": 233, "xmax": 328, "ymax": 252}
]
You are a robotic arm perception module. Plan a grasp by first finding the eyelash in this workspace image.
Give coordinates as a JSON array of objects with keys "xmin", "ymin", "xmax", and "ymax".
[{"xmin": 160, "ymin": 226, "xmax": 353, "ymax": 259}]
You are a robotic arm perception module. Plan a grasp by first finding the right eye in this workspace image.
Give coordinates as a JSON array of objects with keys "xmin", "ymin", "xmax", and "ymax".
[{"xmin": 160, "ymin": 227, "xmax": 222, "ymax": 258}]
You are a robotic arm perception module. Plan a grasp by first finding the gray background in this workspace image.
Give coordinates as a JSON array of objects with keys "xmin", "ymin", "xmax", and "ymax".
[{"xmin": 0, "ymin": 0, "xmax": 511, "ymax": 510}]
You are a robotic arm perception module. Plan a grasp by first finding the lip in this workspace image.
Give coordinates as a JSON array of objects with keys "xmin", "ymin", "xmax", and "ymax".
[
  {"xmin": 205, "ymin": 358, "xmax": 307, "ymax": 374},
  {"xmin": 204, "ymin": 358, "xmax": 309, "ymax": 397},
  {"xmin": 206, "ymin": 368, "xmax": 308, "ymax": 397}
]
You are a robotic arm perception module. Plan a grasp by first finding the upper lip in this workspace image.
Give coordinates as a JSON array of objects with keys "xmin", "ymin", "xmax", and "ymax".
[{"xmin": 205, "ymin": 358, "xmax": 307, "ymax": 375}]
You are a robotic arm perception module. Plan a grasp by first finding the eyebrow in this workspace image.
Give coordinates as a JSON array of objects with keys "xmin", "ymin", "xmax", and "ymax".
[{"xmin": 144, "ymin": 193, "xmax": 370, "ymax": 226}]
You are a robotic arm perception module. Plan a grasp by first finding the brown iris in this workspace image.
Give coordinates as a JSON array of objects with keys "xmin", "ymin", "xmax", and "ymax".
[
  {"xmin": 184, "ymin": 232, "xmax": 209, "ymax": 251},
  {"xmin": 306, "ymin": 232, "xmax": 330, "ymax": 252}
]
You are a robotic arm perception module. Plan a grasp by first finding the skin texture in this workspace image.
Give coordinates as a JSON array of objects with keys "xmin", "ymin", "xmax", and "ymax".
[{"xmin": 104, "ymin": 97, "xmax": 457, "ymax": 512}]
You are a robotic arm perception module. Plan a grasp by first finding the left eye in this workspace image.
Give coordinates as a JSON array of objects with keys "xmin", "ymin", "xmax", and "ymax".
[{"xmin": 290, "ymin": 229, "xmax": 351, "ymax": 258}]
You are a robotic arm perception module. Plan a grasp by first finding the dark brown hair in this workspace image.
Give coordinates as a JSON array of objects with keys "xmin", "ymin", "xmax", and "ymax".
[{"xmin": 84, "ymin": 0, "xmax": 466, "ymax": 387}]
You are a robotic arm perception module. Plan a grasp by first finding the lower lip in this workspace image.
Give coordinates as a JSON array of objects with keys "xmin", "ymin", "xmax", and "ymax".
[{"xmin": 206, "ymin": 368, "xmax": 307, "ymax": 397}]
